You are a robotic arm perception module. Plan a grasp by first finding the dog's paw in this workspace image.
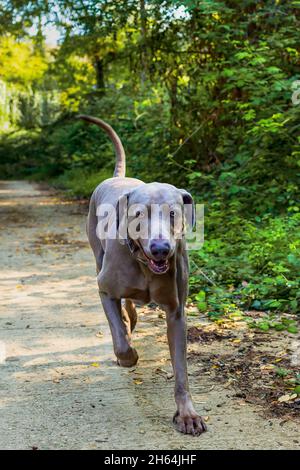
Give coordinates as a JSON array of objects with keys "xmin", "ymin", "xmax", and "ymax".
[
  {"xmin": 116, "ymin": 347, "xmax": 138, "ymax": 367},
  {"xmin": 173, "ymin": 410, "xmax": 207, "ymax": 436}
]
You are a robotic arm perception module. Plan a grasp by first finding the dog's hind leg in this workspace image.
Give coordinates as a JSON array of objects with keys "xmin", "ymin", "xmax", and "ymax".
[
  {"xmin": 86, "ymin": 194, "xmax": 104, "ymax": 274},
  {"xmin": 124, "ymin": 299, "xmax": 137, "ymax": 333},
  {"xmin": 121, "ymin": 300, "xmax": 132, "ymax": 337},
  {"xmin": 100, "ymin": 293, "xmax": 138, "ymax": 367}
]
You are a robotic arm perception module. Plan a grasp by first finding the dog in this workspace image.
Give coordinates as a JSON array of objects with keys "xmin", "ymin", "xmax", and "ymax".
[{"xmin": 79, "ymin": 115, "xmax": 207, "ymax": 436}]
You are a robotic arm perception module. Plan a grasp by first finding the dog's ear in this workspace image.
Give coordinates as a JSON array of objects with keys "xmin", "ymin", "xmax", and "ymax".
[
  {"xmin": 179, "ymin": 189, "xmax": 195, "ymax": 229},
  {"xmin": 116, "ymin": 193, "xmax": 129, "ymax": 244}
]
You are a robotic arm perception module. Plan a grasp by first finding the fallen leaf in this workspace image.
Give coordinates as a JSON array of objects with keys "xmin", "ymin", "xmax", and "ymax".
[
  {"xmin": 155, "ymin": 367, "xmax": 168, "ymax": 375},
  {"xmin": 133, "ymin": 379, "xmax": 143, "ymax": 385},
  {"xmin": 90, "ymin": 362, "xmax": 100, "ymax": 367},
  {"xmin": 278, "ymin": 393, "xmax": 297, "ymax": 403},
  {"xmin": 260, "ymin": 364, "xmax": 275, "ymax": 371}
]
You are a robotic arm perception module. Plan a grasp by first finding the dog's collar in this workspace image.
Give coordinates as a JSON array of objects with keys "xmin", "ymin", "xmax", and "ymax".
[
  {"xmin": 126, "ymin": 238, "xmax": 148, "ymax": 266},
  {"xmin": 126, "ymin": 237, "xmax": 137, "ymax": 254}
]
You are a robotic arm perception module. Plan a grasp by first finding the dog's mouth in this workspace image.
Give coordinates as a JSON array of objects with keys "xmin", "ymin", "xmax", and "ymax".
[
  {"xmin": 148, "ymin": 258, "xmax": 169, "ymax": 275},
  {"xmin": 135, "ymin": 241, "xmax": 170, "ymax": 275}
]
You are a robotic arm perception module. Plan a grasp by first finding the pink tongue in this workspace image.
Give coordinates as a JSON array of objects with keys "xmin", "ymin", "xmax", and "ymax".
[{"xmin": 150, "ymin": 260, "xmax": 167, "ymax": 272}]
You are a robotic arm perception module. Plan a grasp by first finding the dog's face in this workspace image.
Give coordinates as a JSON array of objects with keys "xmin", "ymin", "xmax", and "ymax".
[{"xmin": 118, "ymin": 182, "xmax": 194, "ymax": 275}]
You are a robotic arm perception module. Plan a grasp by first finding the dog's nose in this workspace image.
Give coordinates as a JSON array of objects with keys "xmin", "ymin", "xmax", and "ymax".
[{"xmin": 150, "ymin": 240, "xmax": 171, "ymax": 260}]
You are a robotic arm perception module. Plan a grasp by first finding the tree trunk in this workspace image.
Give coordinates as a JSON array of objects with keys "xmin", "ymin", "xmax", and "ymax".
[
  {"xmin": 167, "ymin": 77, "xmax": 179, "ymax": 127},
  {"xmin": 140, "ymin": 0, "xmax": 148, "ymax": 85},
  {"xmin": 94, "ymin": 56, "xmax": 105, "ymax": 95}
]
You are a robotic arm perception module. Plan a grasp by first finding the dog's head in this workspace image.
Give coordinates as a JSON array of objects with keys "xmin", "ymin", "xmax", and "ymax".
[{"xmin": 116, "ymin": 182, "xmax": 195, "ymax": 275}]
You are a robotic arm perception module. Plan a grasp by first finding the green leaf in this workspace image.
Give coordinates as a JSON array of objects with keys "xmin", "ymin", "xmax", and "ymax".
[
  {"xmin": 287, "ymin": 325, "xmax": 298, "ymax": 334},
  {"xmin": 195, "ymin": 290, "xmax": 206, "ymax": 301},
  {"xmin": 197, "ymin": 301, "xmax": 207, "ymax": 312},
  {"xmin": 258, "ymin": 322, "xmax": 270, "ymax": 331},
  {"xmin": 294, "ymin": 385, "xmax": 300, "ymax": 395}
]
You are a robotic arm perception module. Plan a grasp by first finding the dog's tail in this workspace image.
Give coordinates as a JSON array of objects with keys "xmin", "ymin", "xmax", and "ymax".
[{"xmin": 77, "ymin": 115, "xmax": 126, "ymax": 177}]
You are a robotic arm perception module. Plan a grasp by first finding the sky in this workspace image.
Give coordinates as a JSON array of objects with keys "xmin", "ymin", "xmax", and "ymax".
[
  {"xmin": 28, "ymin": 23, "xmax": 61, "ymax": 46},
  {"xmin": 29, "ymin": 4, "xmax": 189, "ymax": 46},
  {"xmin": 44, "ymin": 25, "xmax": 61, "ymax": 45}
]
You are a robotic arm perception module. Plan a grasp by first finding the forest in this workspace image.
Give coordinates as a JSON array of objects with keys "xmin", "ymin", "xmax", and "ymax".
[{"xmin": 0, "ymin": 0, "xmax": 299, "ymax": 330}]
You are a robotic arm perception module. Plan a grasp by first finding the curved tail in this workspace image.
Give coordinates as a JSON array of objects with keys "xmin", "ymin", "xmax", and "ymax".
[{"xmin": 77, "ymin": 115, "xmax": 126, "ymax": 177}]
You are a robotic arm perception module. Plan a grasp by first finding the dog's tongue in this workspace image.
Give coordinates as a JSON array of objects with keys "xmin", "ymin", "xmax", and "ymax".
[{"xmin": 149, "ymin": 259, "xmax": 169, "ymax": 274}]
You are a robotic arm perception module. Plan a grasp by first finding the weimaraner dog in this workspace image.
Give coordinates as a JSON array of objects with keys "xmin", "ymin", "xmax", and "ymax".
[{"xmin": 79, "ymin": 115, "xmax": 207, "ymax": 436}]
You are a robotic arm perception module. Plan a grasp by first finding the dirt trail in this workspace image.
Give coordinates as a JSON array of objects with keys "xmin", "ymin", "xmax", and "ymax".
[{"xmin": 0, "ymin": 180, "xmax": 299, "ymax": 450}]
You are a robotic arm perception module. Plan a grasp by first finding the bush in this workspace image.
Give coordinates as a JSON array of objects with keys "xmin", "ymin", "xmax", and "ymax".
[{"xmin": 53, "ymin": 167, "xmax": 113, "ymax": 198}]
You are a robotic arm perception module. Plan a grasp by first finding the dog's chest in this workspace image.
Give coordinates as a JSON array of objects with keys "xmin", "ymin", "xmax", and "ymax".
[
  {"xmin": 130, "ymin": 268, "xmax": 178, "ymax": 307},
  {"xmin": 98, "ymin": 253, "xmax": 178, "ymax": 307}
]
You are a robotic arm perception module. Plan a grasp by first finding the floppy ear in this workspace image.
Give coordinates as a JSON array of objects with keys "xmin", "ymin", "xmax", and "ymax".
[
  {"xmin": 116, "ymin": 193, "xmax": 129, "ymax": 244},
  {"xmin": 179, "ymin": 189, "xmax": 196, "ymax": 229}
]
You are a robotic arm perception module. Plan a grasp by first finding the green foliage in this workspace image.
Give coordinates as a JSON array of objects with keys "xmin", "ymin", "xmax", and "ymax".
[
  {"xmin": 275, "ymin": 367, "xmax": 290, "ymax": 378},
  {"xmin": 53, "ymin": 167, "xmax": 112, "ymax": 197},
  {"xmin": 246, "ymin": 315, "xmax": 298, "ymax": 334},
  {"xmin": 0, "ymin": 35, "xmax": 48, "ymax": 88},
  {"xmin": 274, "ymin": 368, "xmax": 300, "ymax": 396},
  {"xmin": 190, "ymin": 203, "xmax": 300, "ymax": 317}
]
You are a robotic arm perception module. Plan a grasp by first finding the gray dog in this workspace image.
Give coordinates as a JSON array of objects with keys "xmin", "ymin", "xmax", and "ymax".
[{"xmin": 79, "ymin": 115, "xmax": 207, "ymax": 436}]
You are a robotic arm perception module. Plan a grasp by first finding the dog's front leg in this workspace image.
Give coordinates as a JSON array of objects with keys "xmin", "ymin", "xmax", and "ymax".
[
  {"xmin": 100, "ymin": 292, "xmax": 138, "ymax": 367},
  {"xmin": 166, "ymin": 306, "xmax": 207, "ymax": 436}
]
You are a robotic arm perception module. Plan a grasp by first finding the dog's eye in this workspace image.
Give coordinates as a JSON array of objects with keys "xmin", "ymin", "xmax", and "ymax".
[{"xmin": 170, "ymin": 210, "xmax": 175, "ymax": 218}]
